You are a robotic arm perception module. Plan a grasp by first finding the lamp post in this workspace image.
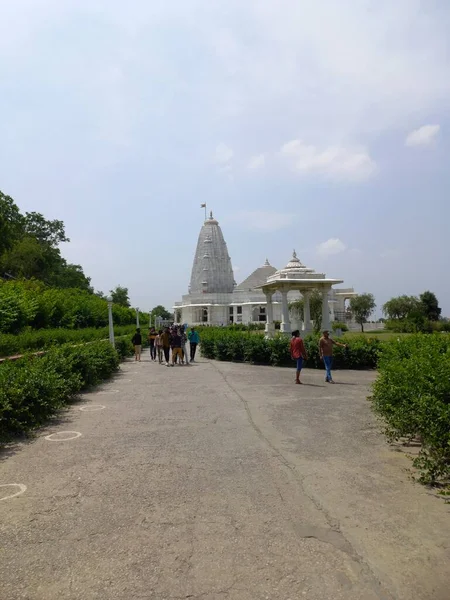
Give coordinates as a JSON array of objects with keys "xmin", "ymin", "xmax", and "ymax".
[
  {"xmin": 106, "ymin": 296, "xmax": 115, "ymax": 348},
  {"xmin": 149, "ymin": 310, "xmax": 152, "ymax": 328},
  {"xmin": 136, "ymin": 307, "xmax": 140, "ymax": 328}
]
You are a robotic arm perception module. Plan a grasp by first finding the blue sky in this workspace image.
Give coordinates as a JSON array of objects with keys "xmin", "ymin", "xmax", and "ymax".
[{"xmin": 1, "ymin": 0, "xmax": 449, "ymax": 316}]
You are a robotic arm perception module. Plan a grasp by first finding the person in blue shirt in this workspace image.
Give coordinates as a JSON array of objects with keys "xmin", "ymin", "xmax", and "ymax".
[{"xmin": 188, "ymin": 328, "xmax": 200, "ymax": 362}]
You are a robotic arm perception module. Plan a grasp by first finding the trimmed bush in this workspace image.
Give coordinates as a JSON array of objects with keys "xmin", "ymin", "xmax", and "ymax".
[
  {"xmin": 0, "ymin": 341, "xmax": 120, "ymax": 440},
  {"xmin": 199, "ymin": 329, "xmax": 381, "ymax": 370},
  {"xmin": 0, "ymin": 324, "xmax": 138, "ymax": 358},
  {"xmin": 371, "ymin": 334, "xmax": 450, "ymax": 485}
]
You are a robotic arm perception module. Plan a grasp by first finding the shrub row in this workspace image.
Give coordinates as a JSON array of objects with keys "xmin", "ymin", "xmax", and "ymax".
[
  {"xmin": 199, "ymin": 329, "xmax": 381, "ymax": 369},
  {"xmin": 0, "ymin": 279, "xmax": 146, "ymax": 333},
  {"xmin": 0, "ymin": 340, "xmax": 133, "ymax": 440},
  {"xmin": 371, "ymin": 334, "xmax": 450, "ymax": 485},
  {"xmin": 0, "ymin": 324, "xmax": 139, "ymax": 357},
  {"xmin": 385, "ymin": 318, "xmax": 450, "ymax": 334}
]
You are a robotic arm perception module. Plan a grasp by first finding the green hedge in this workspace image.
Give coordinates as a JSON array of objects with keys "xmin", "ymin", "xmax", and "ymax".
[
  {"xmin": 199, "ymin": 329, "xmax": 381, "ymax": 369},
  {"xmin": 0, "ymin": 279, "xmax": 148, "ymax": 333},
  {"xmin": 0, "ymin": 324, "xmax": 139, "ymax": 357},
  {"xmin": 0, "ymin": 340, "xmax": 130, "ymax": 440},
  {"xmin": 371, "ymin": 334, "xmax": 450, "ymax": 485}
]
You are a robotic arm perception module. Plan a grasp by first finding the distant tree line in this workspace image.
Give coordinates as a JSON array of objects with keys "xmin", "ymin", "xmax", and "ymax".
[{"xmin": 383, "ymin": 291, "xmax": 447, "ymax": 332}]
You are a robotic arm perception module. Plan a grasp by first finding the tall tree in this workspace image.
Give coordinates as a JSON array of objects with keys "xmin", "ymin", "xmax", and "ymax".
[
  {"xmin": 419, "ymin": 291, "xmax": 441, "ymax": 322},
  {"xmin": 0, "ymin": 191, "xmax": 24, "ymax": 255},
  {"xmin": 350, "ymin": 293, "xmax": 376, "ymax": 332},
  {"xmin": 151, "ymin": 305, "xmax": 172, "ymax": 320},
  {"xmin": 382, "ymin": 295, "xmax": 419, "ymax": 320},
  {"xmin": 110, "ymin": 285, "xmax": 131, "ymax": 307},
  {"xmin": 23, "ymin": 212, "xmax": 69, "ymax": 247},
  {"xmin": 289, "ymin": 290, "xmax": 323, "ymax": 332}
]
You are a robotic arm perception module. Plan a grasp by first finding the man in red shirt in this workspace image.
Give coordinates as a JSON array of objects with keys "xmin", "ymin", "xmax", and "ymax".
[{"xmin": 290, "ymin": 330, "xmax": 308, "ymax": 384}]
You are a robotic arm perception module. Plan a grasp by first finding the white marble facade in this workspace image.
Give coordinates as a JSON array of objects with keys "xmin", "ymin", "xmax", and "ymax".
[{"xmin": 173, "ymin": 212, "xmax": 356, "ymax": 331}]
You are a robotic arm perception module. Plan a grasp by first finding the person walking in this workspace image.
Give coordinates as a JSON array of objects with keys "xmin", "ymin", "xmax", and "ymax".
[
  {"xmin": 180, "ymin": 326, "xmax": 189, "ymax": 365},
  {"xmin": 319, "ymin": 330, "xmax": 347, "ymax": 383},
  {"xmin": 160, "ymin": 327, "xmax": 171, "ymax": 367},
  {"xmin": 290, "ymin": 330, "xmax": 308, "ymax": 384},
  {"xmin": 148, "ymin": 327, "xmax": 157, "ymax": 361},
  {"xmin": 188, "ymin": 327, "xmax": 199, "ymax": 362},
  {"xmin": 155, "ymin": 330, "xmax": 163, "ymax": 364},
  {"xmin": 170, "ymin": 328, "xmax": 183, "ymax": 366},
  {"xmin": 132, "ymin": 328, "xmax": 142, "ymax": 362}
]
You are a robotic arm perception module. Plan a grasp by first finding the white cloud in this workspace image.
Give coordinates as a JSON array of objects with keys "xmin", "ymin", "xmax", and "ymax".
[
  {"xmin": 316, "ymin": 238, "xmax": 347, "ymax": 257},
  {"xmin": 214, "ymin": 143, "xmax": 234, "ymax": 164},
  {"xmin": 405, "ymin": 124, "xmax": 440, "ymax": 147},
  {"xmin": 281, "ymin": 140, "xmax": 376, "ymax": 182},
  {"xmin": 247, "ymin": 154, "xmax": 265, "ymax": 170},
  {"xmin": 232, "ymin": 265, "xmax": 241, "ymax": 273},
  {"xmin": 231, "ymin": 210, "xmax": 293, "ymax": 232}
]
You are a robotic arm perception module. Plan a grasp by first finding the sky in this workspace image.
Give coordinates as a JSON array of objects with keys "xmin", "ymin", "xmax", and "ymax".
[{"xmin": 1, "ymin": 0, "xmax": 449, "ymax": 317}]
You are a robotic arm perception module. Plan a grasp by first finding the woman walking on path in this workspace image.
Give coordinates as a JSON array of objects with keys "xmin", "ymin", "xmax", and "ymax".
[
  {"xmin": 290, "ymin": 330, "xmax": 307, "ymax": 384},
  {"xmin": 132, "ymin": 328, "xmax": 142, "ymax": 362},
  {"xmin": 319, "ymin": 330, "xmax": 347, "ymax": 383}
]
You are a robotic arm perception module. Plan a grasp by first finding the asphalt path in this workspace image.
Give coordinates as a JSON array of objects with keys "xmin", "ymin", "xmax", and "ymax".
[{"xmin": 1, "ymin": 354, "xmax": 449, "ymax": 599}]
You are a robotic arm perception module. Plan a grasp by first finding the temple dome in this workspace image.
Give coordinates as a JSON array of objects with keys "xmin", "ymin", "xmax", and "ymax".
[
  {"xmin": 189, "ymin": 212, "xmax": 235, "ymax": 294},
  {"xmin": 235, "ymin": 259, "xmax": 277, "ymax": 291},
  {"xmin": 267, "ymin": 250, "xmax": 321, "ymax": 282}
]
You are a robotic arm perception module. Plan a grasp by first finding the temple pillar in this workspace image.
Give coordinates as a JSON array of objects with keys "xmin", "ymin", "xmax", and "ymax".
[
  {"xmin": 280, "ymin": 290, "xmax": 291, "ymax": 334},
  {"xmin": 321, "ymin": 289, "xmax": 331, "ymax": 332},
  {"xmin": 303, "ymin": 291, "xmax": 313, "ymax": 333},
  {"xmin": 264, "ymin": 292, "xmax": 275, "ymax": 338}
]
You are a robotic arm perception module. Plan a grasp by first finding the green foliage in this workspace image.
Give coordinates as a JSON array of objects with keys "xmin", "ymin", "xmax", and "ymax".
[
  {"xmin": 0, "ymin": 341, "xmax": 120, "ymax": 439},
  {"xmin": 332, "ymin": 321, "xmax": 348, "ymax": 332},
  {"xmin": 110, "ymin": 285, "xmax": 131, "ymax": 307},
  {"xmin": 349, "ymin": 293, "xmax": 376, "ymax": 332},
  {"xmin": 0, "ymin": 190, "xmax": 91, "ymax": 289},
  {"xmin": 0, "ymin": 324, "xmax": 138, "ymax": 357},
  {"xmin": 371, "ymin": 334, "xmax": 450, "ymax": 486},
  {"xmin": 383, "ymin": 291, "xmax": 443, "ymax": 333},
  {"xmin": 199, "ymin": 328, "xmax": 381, "ymax": 369},
  {"xmin": 0, "ymin": 279, "xmax": 139, "ymax": 334},
  {"xmin": 383, "ymin": 295, "xmax": 420, "ymax": 320},
  {"xmin": 419, "ymin": 291, "xmax": 441, "ymax": 322},
  {"xmin": 151, "ymin": 305, "xmax": 173, "ymax": 320}
]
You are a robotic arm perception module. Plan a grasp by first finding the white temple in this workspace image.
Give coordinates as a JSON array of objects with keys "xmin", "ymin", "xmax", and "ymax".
[{"xmin": 173, "ymin": 212, "xmax": 356, "ymax": 334}]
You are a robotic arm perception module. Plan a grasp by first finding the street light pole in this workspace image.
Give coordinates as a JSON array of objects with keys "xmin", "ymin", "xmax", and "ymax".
[
  {"xmin": 136, "ymin": 307, "xmax": 140, "ymax": 328},
  {"xmin": 107, "ymin": 296, "xmax": 115, "ymax": 348}
]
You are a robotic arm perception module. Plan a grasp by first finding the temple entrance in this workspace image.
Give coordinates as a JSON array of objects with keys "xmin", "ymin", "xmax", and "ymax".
[{"xmin": 252, "ymin": 306, "xmax": 267, "ymax": 322}]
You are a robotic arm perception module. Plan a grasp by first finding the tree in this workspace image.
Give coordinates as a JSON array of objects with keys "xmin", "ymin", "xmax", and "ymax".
[
  {"xmin": 23, "ymin": 212, "xmax": 69, "ymax": 248},
  {"xmin": 0, "ymin": 191, "xmax": 24, "ymax": 255},
  {"xmin": 151, "ymin": 305, "xmax": 172, "ymax": 320},
  {"xmin": 419, "ymin": 291, "xmax": 441, "ymax": 322},
  {"xmin": 110, "ymin": 285, "xmax": 130, "ymax": 307},
  {"xmin": 288, "ymin": 290, "xmax": 323, "ymax": 332},
  {"xmin": 382, "ymin": 295, "xmax": 420, "ymax": 321},
  {"xmin": 350, "ymin": 293, "xmax": 376, "ymax": 332}
]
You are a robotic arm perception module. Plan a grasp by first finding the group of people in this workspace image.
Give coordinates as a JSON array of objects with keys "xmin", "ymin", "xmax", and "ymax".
[
  {"xmin": 131, "ymin": 326, "xmax": 200, "ymax": 366},
  {"xmin": 290, "ymin": 329, "xmax": 347, "ymax": 384},
  {"xmin": 132, "ymin": 323, "xmax": 344, "ymax": 381}
]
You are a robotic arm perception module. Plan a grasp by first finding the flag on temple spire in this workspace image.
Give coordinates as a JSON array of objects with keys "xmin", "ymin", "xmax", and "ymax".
[{"xmin": 200, "ymin": 203, "xmax": 206, "ymax": 208}]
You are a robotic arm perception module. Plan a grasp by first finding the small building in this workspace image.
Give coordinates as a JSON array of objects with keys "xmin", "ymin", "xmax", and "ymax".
[{"xmin": 173, "ymin": 212, "xmax": 356, "ymax": 331}]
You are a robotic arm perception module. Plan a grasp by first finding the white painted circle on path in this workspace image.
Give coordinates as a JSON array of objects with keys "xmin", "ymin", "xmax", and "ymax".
[
  {"xmin": 45, "ymin": 431, "xmax": 82, "ymax": 442},
  {"xmin": 0, "ymin": 483, "xmax": 27, "ymax": 501},
  {"xmin": 96, "ymin": 389, "xmax": 120, "ymax": 395},
  {"xmin": 79, "ymin": 404, "xmax": 106, "ymax": 412}
]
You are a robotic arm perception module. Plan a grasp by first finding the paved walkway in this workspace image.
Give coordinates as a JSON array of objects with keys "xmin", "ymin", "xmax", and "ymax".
[{"xmin": 1, "ymin": 356, "xmax": 449, "ymax": 600}]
